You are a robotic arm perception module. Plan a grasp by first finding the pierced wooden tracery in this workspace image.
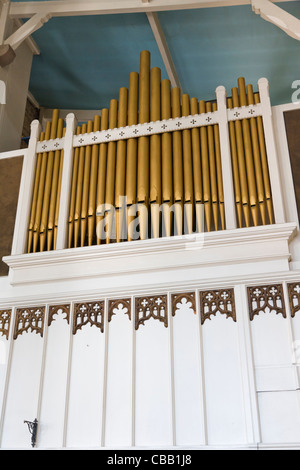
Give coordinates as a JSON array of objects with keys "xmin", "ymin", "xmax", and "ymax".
[
  {"xmin": 287, "ymin": 282, "xmax": 300, "ymax": 318},
  {"xmin": 0, "ymin": 310, "xmax": 12, "ymax": 340},
  {"xmin": 135, "ymin": 295, "xmax": 168, "ymax": 330},
  {"xmin": 48, "ymin": 304, "xmax": 70, "ymax": 326},
  {"xmin": 200, "ymin": 289, "xmax": 236, "ymax": 325},
  {"xmin": 171, "ymin": 292, "xmax": 196, "ymax": 317},
  {"xmin": 247, "ymin": 284, "xmax": 286, "ymax": 320},
  {"xmin": 14, "ymin": 306, "xmax": 45, "ymax": 339},
  {"xmin": 73, "ymin": 301, "xmax": 104, "ymax": 334},
  {"xmin": 108, "ymin": 299, "xmax": 131, "ymax": 323}
]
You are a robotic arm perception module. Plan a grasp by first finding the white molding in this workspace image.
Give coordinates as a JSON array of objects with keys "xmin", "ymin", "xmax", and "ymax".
[
  {"xmin": 216, "ymin": 85, "xmax": 237, "ymax": 230},
  {"xmin": 258, "ymin": 78, "xmax": 286, "ymax": 224},
  {"xmin": 3, "ymin": 223, "xmax": 297, "ymax": 287},
  {"xmin": 55, "ymin": 113, "xmax": 77, "ymax": 250},
  {"xmin": 11, "ymin": 119, "xmax": 40, "ymax": 256},
  {"xmin": 0, "ymin": 148, "xmax": 27, "ymax": 160},
  {"xmin": 8, "ymin": 0, "xmax": 300, "ymax": 19},
  {"xmin": 272, "ymin": 103, "xmax": 299, "ymax": 229},
  {"xmin": 36, "ymin": 104, "xmax": 262, "ymax": 154}
]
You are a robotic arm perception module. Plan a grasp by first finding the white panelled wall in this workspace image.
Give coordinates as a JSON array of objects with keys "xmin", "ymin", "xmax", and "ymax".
[{"xmin": 0, "ymin": 278, "xmax": 300, "ymax": 450}]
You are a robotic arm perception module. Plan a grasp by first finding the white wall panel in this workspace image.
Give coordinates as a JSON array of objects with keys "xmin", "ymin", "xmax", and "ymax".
[
  {"xmin": 38, "ymin": 308, "xmax": 71, "ymax": 448},
  {"xmin": 135, "ymin": 318, "xmax": 173, "ymax": 447},
  {"xmin": 65, "ymin": 324, "xmax": 105, "ymax": 448},
  {"xmin": 0, "ymin": 335, "xmax": 10, "ymax": 433},
  {"xmin": 104, "ymin": 302, "xmax": 133, "ymax": 447},
  {"xmin": 172, "ymin": 297, "xmax": 205, "ymax": 446},
  {"xmin": 202, "ymin": 313, "xmax": 247, "ymax": 445},
  {"xmin": 258, "ymin": 391, "xmax": 300, "ymax": 443},
  {"xmin": 251, "ymin": 312, "xmax": 295, "ymax": 391},
  {"xmin": 1, "ymin": 333, "xmax": 44, "ymax": 448}
]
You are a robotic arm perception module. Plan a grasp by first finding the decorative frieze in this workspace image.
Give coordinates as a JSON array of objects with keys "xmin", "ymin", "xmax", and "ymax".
[
  {"xmin": 135, "ymin": 295, "xmax": 168, "ymax": 330},
  {"xmin": 108, "ymin": 299, "xmax": 131, "ymax": 323},
  {"xmin": 171, "ymin": 292, "xmax": 196, "ymax": 317},
  {"xmin": 14, "ymin": 307, "xmax": 45, "ymax": 339},
  {"xmin": 200, "ymin": 289, "xmax": 236, "ymax": 325},
  {"xmin": 247, "ymin": 284, "xmax": 286, "ymax": 320},
  {"xmin": 287, "ymin": 282, "xmax": 300, "ymax": 318},
  {"xmin": 48, "ymin": 304, "xmax": 70, "ymax": 326},
  {"xmin": 0, "ymin": 310, "xmax": 12, "ymax": 340},
  {"xmin": 73, "ymin": 301, "xmax": 104, "ymax": 334}
]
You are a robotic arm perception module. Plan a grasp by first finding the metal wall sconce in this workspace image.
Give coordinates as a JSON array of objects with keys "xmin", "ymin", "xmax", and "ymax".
[{"xmin": 24, "ymin": 419, "xmax": 38, "ymax": 448}]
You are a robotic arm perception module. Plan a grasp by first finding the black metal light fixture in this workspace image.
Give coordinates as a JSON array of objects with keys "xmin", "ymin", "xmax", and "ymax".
[{"xmin": 24, "ymin": 419, "xmax": 38, "ymax": 448}]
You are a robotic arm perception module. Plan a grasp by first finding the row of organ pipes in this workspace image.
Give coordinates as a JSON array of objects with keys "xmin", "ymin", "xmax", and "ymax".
[{"xmin": 27, "ymin": 51, "xmax": 274, "ymax": 253}]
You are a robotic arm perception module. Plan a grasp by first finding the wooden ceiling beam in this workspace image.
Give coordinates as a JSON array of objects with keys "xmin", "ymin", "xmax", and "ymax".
[
  {"xmin": 252, "ymin": 0, "xmax": 300, "ymax": 41},
  {"xmin": 146, "ymin": 11, "xmax": 181, "ymax": 89},
  {"xmin": 8, "ymin": 0, "xmax": 300, "ymax": 19}
]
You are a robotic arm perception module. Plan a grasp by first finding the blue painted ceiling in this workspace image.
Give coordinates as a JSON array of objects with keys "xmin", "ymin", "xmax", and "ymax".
[{"xmin": 12, "ymin": 1, "xmax": 300, "ymax": 110}]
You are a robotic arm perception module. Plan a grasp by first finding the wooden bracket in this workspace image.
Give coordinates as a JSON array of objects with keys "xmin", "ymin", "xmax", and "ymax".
[
  {"xmin": 4, "ymin": 11, "xmax": 51, "ymax": 51},
  {"xmin": 0, "ymin": 3, "xmax": 50, "ymax": 66},
  {"xmin": 252, "ymin": 0, "xmax": 300, "ymax": 41}
]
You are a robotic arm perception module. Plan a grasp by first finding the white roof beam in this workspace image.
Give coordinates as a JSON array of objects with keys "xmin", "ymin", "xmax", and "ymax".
[
  {"xmin": 4, "ymin": 13, "xmax": 50, "ymax": 50},
  {"xmin": 8, "ymin": 0, "xmax": 300, "ymax": 20},
  {"xmin": 146, "ymin": 11, "xmax": 181, "ymax": 89},
  {"xmin": 252, "ymin": 0, "xmax": 300, "ymax": 41}
]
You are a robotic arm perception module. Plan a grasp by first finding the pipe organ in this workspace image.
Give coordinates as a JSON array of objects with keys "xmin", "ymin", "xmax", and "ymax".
[
  {"xmin": 2, "ymin": 48, "xmax": 300, "ymax": 452},
  {"xmin": 26, "ymin": 51, "xmax": 274, "ymax": 253}
]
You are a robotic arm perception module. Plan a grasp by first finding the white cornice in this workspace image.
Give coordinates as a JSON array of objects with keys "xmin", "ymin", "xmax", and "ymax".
[{"xmin": 3, "ymin": 223, "xmax": 297, "ymax": 290}]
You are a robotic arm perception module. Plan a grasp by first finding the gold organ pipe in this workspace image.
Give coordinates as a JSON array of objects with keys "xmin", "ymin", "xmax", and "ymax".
[
  {"xmin": 87, "ymin": 115, "xmax": 101, "ymax": 246},
  {"xmin": 68, "ymin": 126, "xmax": 82, "ymax": 248},
  {"xmin": 80, "ymin": 119, "xmax": 94, "ymax": 247},
  {"xmin": 212, "ymin": 101, "xmax": 226, "ymax": 230},
  {"xmin": 53, "ymin": 126, "xmax": 66, "ymax": 250},
  {"xmin": 182, "ymin": 94, "xmax": 194, "ymax": 234},
  {"xmin": 199, "ymin": 100, "xmax": 211, "ymax": 232},
  {"xmin": 237, "ymin": 77, "xmax": 259, "ymax": 226},
  {"xmin": 232, "ymin": 87, "xmax": 251, "ymax": 227},
  {"xmin": 105, "ymin": 99, "xmax": 118, "ymax": 243},
  {"xmin": 31, "ymin": 52, "xmax": 276, "ymax": 250},
  {"xmin": 246, "ymin": 84, "xmax": 266, "ymax": 225},
  {"xmin": 47, "ymin": 117, "xmax": 64, "ymax": 251},
  {"xmin": 254, "ymin": 92, "xmax": 274, "ymax": 224},
  {"xmin": 150, "ymin": 67, "xmax": 162, "ymax": 239},
  {"xmin": 115, "ymin": 87, "xmax": 128, "ymax": 242},
  {"xmin": 39, "ymin": 109, "xmax": 60, "ymax": 252},
  {"xmin": 227, "ymin": 98, "xmax": 243, "ymax": 228},
  {"xmin": 126, "ymin": 71, "xmax": 139, "ymax": 241},
  {"xmin": 74, "ymin": 122, "xmax": 87, "ymax": 247},
  {"xmin": 137, "ymin": 50, "xmax": 151, "ymax": 240},
  {"xmin": 191, "ymin": 97, "xmax": 204, "ymax": 233},
  {"xmin": 172, "ymin": 87, "xmax": 184, "ymax": 235},
  {"xmin": 96, "ymin": 108, "xmax": 109, "ymax": 244},
  {"xmin": 27, "ymin": 130, "xmax": 45, "ymax": 253},
  {"xmin": 32, "ymin": 121, "xmax": 51, "ymax": 252},
  {"xmin": 161, "ymin": 78, "xmax": 173, "ymax": 237},
  {"xmin": 206, "ymin": 101, "xmax": 219, "ymax": 231}
]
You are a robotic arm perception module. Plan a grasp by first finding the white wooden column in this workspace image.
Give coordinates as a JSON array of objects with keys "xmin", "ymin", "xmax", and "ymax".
[
  {"xmin": 11, "ymin": 119, "xmax": 40, "ymax": 255},
  {"xmin": 55, "ymin": 113, "xmax": 76, "ymax": 250},
  {"xmin": 258, "ymin": 77, "xmax": 286, "ymax": 224},
  {"xmin": 215, "ymin": 85, "xmax": 237, "ymax": 230}
]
